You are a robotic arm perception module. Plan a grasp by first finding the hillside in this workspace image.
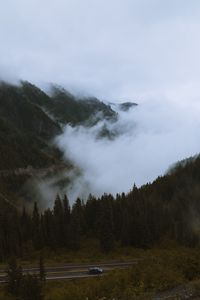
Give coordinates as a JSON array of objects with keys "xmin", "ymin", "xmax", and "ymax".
[
  {"xmin": 0, "ymin": 81, "xmax": 117, "ymax": 170},
  {"xmin": 21, "ymin": 82, "xmax": 117, "ymax": 126},
  {"xmin": 1, "ymin": 153, "xmax": 200, "ymax": 260},
  {"xmin": 2, "ymin": 80, "xmax": 200, "ymax": 243},
  {"xmin": 0, "ymin": 83, "xmax": 62, "ymax": 170},
  {"xmin": 0, "ymin": 81, "xmax": 117, "ymax": 205}
]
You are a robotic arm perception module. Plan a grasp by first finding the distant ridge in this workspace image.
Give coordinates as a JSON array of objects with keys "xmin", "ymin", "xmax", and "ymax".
[
  {"xmin": 109, "ymin": 101, "xmax": 138, "ymax": 112},
  {"xmin": 0, "ymin": 81, "xmax": 117, "ymax": 170},
  {"xmin": 119, "ymin": 102, "xmax": 138, "ymax": 111}
]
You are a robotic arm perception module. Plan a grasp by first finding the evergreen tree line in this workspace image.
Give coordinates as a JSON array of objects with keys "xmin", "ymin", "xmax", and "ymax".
[{"xmin": 1, "ymin": 158, "xmax": 200, "ymax": 262}]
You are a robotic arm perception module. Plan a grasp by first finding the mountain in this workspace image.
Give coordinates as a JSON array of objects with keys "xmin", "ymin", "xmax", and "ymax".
[
  {"xmin": 0, "ymin": 81, "xmax": 117, "ymax": 205},
  {"xmin": 0, "ymin": 81, "xmax": 117, "ymax": 170},
  {"xmin": 119, "ymin": 102, "xmax": 138, "ymax": 111},
  {"xmin": 1, "ymin": 79, "xmax": 200, "ymax": 248},
  {"xmin": 109, "ymin": 101, "xmax": 138, "ymax": 112},
  {"xmin": 0, "ymin": 82, "xmax": 62, "ymax": 170},
  {"xmin": 2, "ymin": 143, "xmax": 200, "ymax": 255},
  {"xmin": 21, "ymin": 82, "xmax": 117, "ymax": 126}
]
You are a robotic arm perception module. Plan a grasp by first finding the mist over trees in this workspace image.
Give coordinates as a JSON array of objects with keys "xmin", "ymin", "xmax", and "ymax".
[
  {"xmin": 1, "ymin": 154, "xmax": 200, "ymax": 260},
  {"xmin": 1, "ymin": 81, "xmax": 200, "ymax": 261}
]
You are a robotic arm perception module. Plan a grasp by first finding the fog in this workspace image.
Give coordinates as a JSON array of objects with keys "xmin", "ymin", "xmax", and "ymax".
[
  {"xmin": 1, "ymin": 0, "xmax": 200, "ymax": 201},
  {"xmin": 56, "ymin": 90, "xmax": 200, "ymax": 201}
]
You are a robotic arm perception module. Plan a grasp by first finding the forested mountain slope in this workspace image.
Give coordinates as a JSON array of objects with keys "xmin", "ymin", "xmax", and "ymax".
[
  {"xmin": 0, "ymin": 81, "xmax": 117, "ymax": 205},
  {"xmin": 1, "ymin": 155, "xmax": 200, "ymax": 260},
  {"xmin": 0, "ymin": 81, "xmax": 116, "ymax": 170},
  {"xmin": 0, "ymin": 83, "xmax": 61, "ymax": 169},
  {"xmin": 21, "ymin": 81, "xmax": 117, "ymax": 126},
  {"xmin": 2, "ymin": 79, "xmax": 200, "ymax": 252}
]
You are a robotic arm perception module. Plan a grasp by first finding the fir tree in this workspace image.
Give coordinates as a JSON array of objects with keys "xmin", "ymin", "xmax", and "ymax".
[{"xmin": 7, "ymin": 256, "xmax": 22, "ymax": 297}]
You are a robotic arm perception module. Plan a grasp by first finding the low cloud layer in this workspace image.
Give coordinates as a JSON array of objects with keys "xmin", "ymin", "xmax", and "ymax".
[
  {"xmin": 56, "ymin": 93, "xmax": 200, "ymax": 201},
  {"xmin": 1, "ymin": 0, "xmax": 200, "ymax": 101}
]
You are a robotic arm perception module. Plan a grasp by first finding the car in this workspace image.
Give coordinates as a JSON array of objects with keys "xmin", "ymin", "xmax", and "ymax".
[{"xmin": 88, "ymin": 267, "xmax": 103, "ymax": 275}]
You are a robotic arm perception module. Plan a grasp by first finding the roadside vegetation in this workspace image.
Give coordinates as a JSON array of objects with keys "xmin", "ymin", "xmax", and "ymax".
[
  {"xmin": 41, "ymin": 247, "xmax": 200, "ymax": 299},
  {"xmin": 1, "ymin": 247, "xmax": 200, "ymax": 299}
]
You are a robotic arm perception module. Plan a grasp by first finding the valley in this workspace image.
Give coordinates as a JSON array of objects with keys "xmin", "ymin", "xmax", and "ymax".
[{"xmin": 1, "ymin": 81, "xmax": 200, "ymax": 300}]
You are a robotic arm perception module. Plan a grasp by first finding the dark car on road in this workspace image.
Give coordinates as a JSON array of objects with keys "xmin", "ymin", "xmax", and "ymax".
[{"xmin": 88, "ymin": 267, "xmax": 103, "ymax": 275}]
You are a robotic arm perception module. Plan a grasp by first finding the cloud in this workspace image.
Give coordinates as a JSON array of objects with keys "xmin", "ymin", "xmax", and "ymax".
[
  {"xmin": 1, "ymin": 0, "xmax": 200, "ymax": 101},
  {"xmin": 56, "ymin": 92, "xmax": 200, "ymax": 201}
]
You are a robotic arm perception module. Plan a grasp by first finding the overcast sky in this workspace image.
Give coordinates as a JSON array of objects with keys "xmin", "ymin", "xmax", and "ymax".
[{"xmin": 1, "ymin": 0, "xmax": 200, "ymax": 101}]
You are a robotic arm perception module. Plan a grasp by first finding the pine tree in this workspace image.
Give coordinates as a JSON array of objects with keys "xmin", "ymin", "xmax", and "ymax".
[
  {"xmin": 7, "ymin": 256, "xmax": 22, "ymax": 297},
  {"xmin": 53, "ymin": 194, "xmax": 64, "ymax": 247},
  {"xmin": 63, "ymin": 194, "xmax": 71, "ymax": 246},
  {"xmin": 42, "ymin": 209, "xmax": 55, "ymax": 249},
  {"xmin": 32, "ymin": 202, "xmax": 42, "ymax": 250},
  {"xmin": 20, "ymin": 274, "xmax": 43, "ymax": 300},
  {"xmin": 69, "ymin": 212, "xmax": 81, "ymax": 250},
  {"xmin": 85, "ymin": 195, "xmax": 99, "ymax": 237},
  {"xmin": 20, "ymin": 206, "xmax": 31, "ymax": 243},
  {"xmin": 121, "ymin": 208, "xmax": 131, "ymax": 246},
  {"xmin": 99, "ymin": 195, "xmax": 115, "ymax": 252}
]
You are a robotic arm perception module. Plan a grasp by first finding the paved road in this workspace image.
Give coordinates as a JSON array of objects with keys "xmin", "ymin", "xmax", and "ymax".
[{"xmin": 0, "ymin": 260, "xmax": 138, "ymax": 283}]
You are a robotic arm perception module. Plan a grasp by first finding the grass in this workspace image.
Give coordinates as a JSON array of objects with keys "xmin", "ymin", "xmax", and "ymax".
[
  {"xmin": 15, "ymin": 239, "xmax": 145, "ymax": 267},
  {"xmin": 2, "ymin": 240, "xmax": 200, "ymax": 299},
  {"xmin": 42, "ymin": 247, "xmax": 200, "ymax": 299},
  {"xmin": 1, "ymin": 238, "xmax": 199, "ymax": 267}
]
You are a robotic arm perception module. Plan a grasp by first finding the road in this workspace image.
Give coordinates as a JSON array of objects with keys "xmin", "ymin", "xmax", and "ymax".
[{"xmin": 0, "ymin": 260, "xmax": 138, "ymax": 283}]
